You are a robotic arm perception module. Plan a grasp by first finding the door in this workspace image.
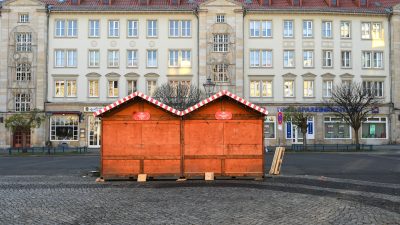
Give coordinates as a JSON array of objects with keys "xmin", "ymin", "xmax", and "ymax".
[
  {"xmin": 13, "ymin": 130, "xmax": 31, "ymax": 148},
  {"xmin": 88, "ymin": 116, "xmax": 101, "ymax": 148},
  {"xmin": 292, "ymin": 125, "xmax": 303, "ymax": 144}
]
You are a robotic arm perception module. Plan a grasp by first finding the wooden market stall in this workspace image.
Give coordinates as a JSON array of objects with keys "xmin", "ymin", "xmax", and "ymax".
[{"xmin": 94, "ymin": 92, "xmax": 182, "ymax": 179}]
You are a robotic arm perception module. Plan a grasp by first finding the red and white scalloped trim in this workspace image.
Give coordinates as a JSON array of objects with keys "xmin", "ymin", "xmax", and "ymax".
[{"xmin": 93, "ymin": 92, "xmax": 183, "ymax": 117}]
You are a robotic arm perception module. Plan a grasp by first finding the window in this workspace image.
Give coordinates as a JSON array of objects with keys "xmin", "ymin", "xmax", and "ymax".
[
  {"xmin": 213, "ymin": 34, "xmax": 229, "ymax": 52},
  {"xmin": 16, "ymin": 63, "xmax": 31, "ymax": 81},
  {"xmin": 147, "ymin": 80, "xmax": 157, "ymax": 96},
  {"xmin": 341, "ymin": 51, "xmax": 351, "ymax": 68},
  {"xmin": 108, "ymin": 50, "xmax": 119, "ymax": 67},
  {"xmin": 284, "ymin": 80, "xmax": 294, "ymax": 97},
  {"xmin": 322, "ymin": 21, "xmax": 332, "ymax": 38},
  {"xmin": 169, "ymin": 80, "xmax": 191, "ymax": 97},
  {"xmin": 250, "ymin": 50, "xmax": 272, "ymax": 67},
  {"xmin": 303, "ymin": 80, "xmax": 314, "ymax": 97},
  {"xmin": 147, "ymin": 50, "xmax": 157, "ymax": 67},
  {"xmin": 216, "ymin": 14, "xmax": 225, "ymax": 23},
  {"xmin": 169, "ymin": 20, "xmax": 191, "ymax": 37},
  {"xmin": 19, "ymin": 14, "xmax": 29, "ymax": 23},
  {"xmin": 15, "ymin": 93, "xmax": 31, "ymax": 112},
  {"xmin": 361, "ymin": 22, "xmax": 371, "ymax": 39},
  {"xmin": 323, "ymin": 80, "xmax": 333, "ymax": 98},
  {"xmin": 89, "ymin": 20, "xmax": 100, "ymax": 37},
  {"xmin": 50, "ymin": 115, "xmax": 79, "ymax": 141},
  {"xmin": 322, "ymin": 50, "xmax": 333, "ymax": 67},
  {"xmin": 303, "ymin": 50, "xmax": 314, "ymax": 67},
  {"xmin": 324, "ymin": 117, "xmax": 351, "ymax": 139},
  {"xmin": 88, "ymin": 50, "xmax": 100, "ymax": 67},
  {"xmin": 303, "ymin": 20, "xmax": 313, "ymax": 37},
  {"xmin": 362, "ymin": 117, "xmax": 387, "ymax": 139},
  {"xmin": 168, "ymin": 50, "xmax": 191, "ymax": 67},
  {"xmin": 127, "ymin": 50, "xmax": 138, "ymax": 67},
  {"xmin": 250, "ymin": 80, "xmax": 273, "ymax": 97},
  {"xmin": 362, "ymin": 51, "xmax": 383, "ymax": 69},
  {"xmin": 16, "ymin": 33, "xmax": 32, "ymax": 52},
  {"xmin": 213, "ymin": 64, "xmax": 229, "ymax": 82},
  {"xmin": 283, "ymin": 20, "xmax": 293, "ymax": 38},
  {"xmin": 67, "ymin": 20, "xmax": 78, "ymax": 37},
  {"xmin": 147, "ymin": 20, "xmax": 157, "ymax": 37},
  {"xmin": 283, "ymin": 50, "xmax": 295, "ymax": 67},
  {"xmin": 362, "ymin": 22, "xmax": 382, "ymax": 39},
  {"xmin": 362, "ymin": 81, "xmax": 384, "ymax": 97},
  {"xmin": 55, "ymin": 20, "xmax": 65, "ymax": 37},
  {"xmin": 54, "ymin": 49, "xmax": 77, "ymax": 67},
  {"xmin": 55, "ymin": 20, "xmax": 77, "ymax": 37},
  {"xmin": 265, "ymin": 116, "xmax": 276, "ymax": 139},
  {"xmin": 340, "ymin": 21, "xmax": 351, "ymax": 38},
  {"xmin": 108, "ymin": 80, "xmax": 119, "ymax": 97},
  {"xmin": 128, "ymin": 20, "xmax": 138, "ymax": 37},
  {"xmin": 54, "ymin": 80, "xmax": 76, "ymax": 97},
  {"xmin": 127, "ymin": 80, "xmax": 137, "ymax": 95},
  {"xmin": 108, "ymin": 20, "xmax": 119, "ymax": 37},
  {"xmin": 250, "ymin": 20, "xmax": 272, "ymax": 38},
  {"xmin": 88, "ymin": 80, "xmax": 99, "ymax": 97},
  {"xmin": 371, "ymin": 23, "xmax": 382, "ymax": 39}
]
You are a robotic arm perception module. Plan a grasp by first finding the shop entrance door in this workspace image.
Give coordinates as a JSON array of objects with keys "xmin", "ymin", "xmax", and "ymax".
[
  {"xmin": 88, "ymin": 116, "xmax": 101, "ymax": 148},
  {"xmin": 13, "ymin": 130, "xmax": 31, "ymax": 148},
  {"xmin": 292, "ymin": 125, "xmax": 303, "ymax": 144}
]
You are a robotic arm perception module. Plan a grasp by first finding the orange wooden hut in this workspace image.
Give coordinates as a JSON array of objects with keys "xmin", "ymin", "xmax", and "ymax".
[
  {"xmin": 182, "ymin": 90, "xmax": 268, "ymax": 178},
  {"xmin": 94, "ymin": 92, "xmax": 182, "ymax": 179}
]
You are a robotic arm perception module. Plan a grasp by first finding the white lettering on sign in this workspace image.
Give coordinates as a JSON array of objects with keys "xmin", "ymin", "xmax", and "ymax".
[{"xmin": 84, "ymin": 107, "xmax": 104, "ymax": 112}]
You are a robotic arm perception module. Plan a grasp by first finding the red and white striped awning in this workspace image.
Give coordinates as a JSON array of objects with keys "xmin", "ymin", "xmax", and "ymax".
[
  {"xmin": 182, "ymin": 90, "xmax": 268, "ymax": 115},
  {"xmin": 93, "ymin": 92, "xmax": 182, "ymax": 117}
]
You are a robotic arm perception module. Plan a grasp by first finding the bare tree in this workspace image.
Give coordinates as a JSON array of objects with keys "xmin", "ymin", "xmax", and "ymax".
[
  {"xmin": 152, "ymin": 82, "xmax": 205, "ymax": 111},
  {"xmin": 283, "ymin": 106, "xmax": 312, "ymax": 151},
  {"xmin": 324, "ymin": 81, "xmax": 381, "ymax": 149}
]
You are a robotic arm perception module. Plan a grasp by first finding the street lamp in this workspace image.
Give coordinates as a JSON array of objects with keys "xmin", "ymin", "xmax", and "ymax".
[{"xmin": 203, "ymin": 77, "xmax": 216, "ymax": 97}]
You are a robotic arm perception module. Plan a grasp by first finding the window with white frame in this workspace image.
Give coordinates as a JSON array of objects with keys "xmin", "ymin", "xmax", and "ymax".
[
  {"xmin": 340, "ymin": 21, "xmax": 351, "ymax": 38},
  {"xmin": 341, "ymin": 51, "xmax": 351, "ymax": 68},
  {"xmin": 322, "ymin": 50, "xmax": 333, "ymax": 67},
  {"xmin": 127, "ymin": 50, "xmax": 138, "ymax": 67},
  {"xmin": 362, "ymin": 51, "xmax": 383, "ymax": 69},
  {"xmin": 361, "ymin": 22, "xmax": 371, "ymax": 39},
  {"xmin": 50, "ymin": 115, "xmax": 79, "ymax": 141},
  {"xmin": 181, "ymin": 20, "xmax": 191, "ymax": 37},
  {"xmin": 303, "ymin": 80, "xmax": 314, "ymax": 97},
  {"xmin": 265, "ymin": 116, "xmax": 276, "ymax": 139},
  {"xmin": 15, "ymin": 93, "xmax": 31, "ymax": 112},
  {"xmin": 16, "ymin": 63, "xmax": 31, "ymax": 81},
  {"xmin": 169, "ymin": 50, "xmax": 179, "ymax": 67},
  {"xmin": 362, "ymin": 22, "xmax": 382, "ymax": 39},
  {"xmin": 250, "ymin": 80, "xmax": 273, "ymax": 97},
  {"xmin": 213, "ymin": 34, "xmax": 229, "ymax": 52},
  {"xmin": 250, "ymin": 50, "xmax": 273, "ymax": 68},
  {"xmin": 127, "ymin": 20, "xmax": 138, "ymax": 37},
  {"xmin": 371, "ymin": 23, "xmax": 382, "ymax": 39},
  {"xmin": 303, "ymin": 20, "xmax": 313, "ymax": 37},
  {"xmin": 147, "ymin": 20, "xmax": 157, "ymax": 37},
  {"xmin": 16, "ymin": 33, "xmax": 32, "ymax": 52},
  {"xmin": 55, "ymin": 20, "xmax": 77, "ymax": 37},
  {"xmin": 362, "ymin": 81, "xmax": 384, "ymax": 97},
  {"xmin": 127, "ymin": 80, "xmax": 137, "ymax": 95},
  {"xmin": 323, "ymin": 80, "xmax": 333, "ymax": 98},
  {"xmin": 324, "ymin": 117, "xmax": 351, "ymax": 139},
  {"xmin": 108, "ymin": 20, "xmax": 119, "ymax": 37},
  {"xmin": 303, "ymin": 50, "xmax": 314, "ymax": 67},
  {"xmin": 169, "ymin": 20, "xmax": 191, "ymax": 37},
  {"xmin": 322, "ymin": 21, "xmax": 332, "ymax": 38},
  {"xmin": 181, "ymin": 50, "xmax": 191, "ymax": 67},
  {"xmin": 88, "ymin": 50, "xmax": 100, "ymax": 67},
  {"xmin": 55, "ymin": 20, "xmax": 65, "ymax": 37},
  {"xmin": 283, "ymin": 20, "xmax": 294, "ymax": 38},
  {"xmin": 283, "ymin": 50, "xmax": 295, "ymax": 67},
  {"xmin": 362, "ymin": 117, "xmax": 387, "ymax": 139},
  {"xmin": 108, "ymin": 80, "xmax": 119, "ymax": 97},
  {"xmin": 54, "ymin": 49, "xmax": 77, "ymax": 67},
  {"xmin": 284, "ymin": 80, "xmax": 294, "ymax": 97},
  {"xmin": 55, "ymin": 80, "xmax": 65, "ymax": 97},
  {"xmin": 67, "ymin": 20, "xmax": 78, "ymax": 37},
  {"xmin": 88, "ymin": 80, "xmax": 99, "ymax": 97},
  {"xmin": 54, "ymin": 80, "xmax": 76, "ymax": 97},
  {"xmin": 250, "ymin": 20, "xmax": 272, "ymax": 38},
  {"xmin": 216, "ymin": 14, "xmax": 225, "ymax": 23},
  {"xmin": 147, "ymin": 80, "xmax": 157, "ymax": 96},
  {"xmin": 19, "ymin": 14, "xmax": 29, "ymax": 23},
  {"xmin": 213, "ymin": 64, "xmax": 229, "ymax": 82},
  {"xmin": 169, "ymin": 20, "xmax": 179, "ymax": 37},
  {"xmin": 147, "ymin": 50, "xmax": 157, "ymax": 67},
  {"xmin": 89, "ymin": 20, "xmax": 100, "ymax": 37},
  {"xmin": 108, "ymin": 50, "xmax": 119, "ymax": 67},
  {"xmin": 168, "ymin": 50, "xmax": 191, "ymax": 67}
]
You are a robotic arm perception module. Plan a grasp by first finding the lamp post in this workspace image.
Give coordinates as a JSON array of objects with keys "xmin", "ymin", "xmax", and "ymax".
[{"xmin": 203, "ymin": 77, "xmax": 216, "ymax": 97}]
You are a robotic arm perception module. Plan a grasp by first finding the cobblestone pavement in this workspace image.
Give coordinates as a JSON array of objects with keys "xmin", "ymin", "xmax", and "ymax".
[{"xmin": 0, "ymin": 175, "xmax": 399, "ymax": 225}]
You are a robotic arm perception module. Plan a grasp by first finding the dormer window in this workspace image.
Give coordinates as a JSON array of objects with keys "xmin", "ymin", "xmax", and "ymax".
[
  {"xmin": 216, "ymin": 14, "xmax": 225, "ymax": 23},
  {"xmin": 19, "ymin": 14, "xmax": 29, "ymax": 23}
]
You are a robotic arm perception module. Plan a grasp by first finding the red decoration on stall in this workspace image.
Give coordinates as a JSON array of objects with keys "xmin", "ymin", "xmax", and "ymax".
[
  {"xmin": 133, "ymin": 112, "xmax": 150, "ymax": 120},
  {"xmin": 215, "ymin": 111, "xmax": 232, "ymax": 120}
]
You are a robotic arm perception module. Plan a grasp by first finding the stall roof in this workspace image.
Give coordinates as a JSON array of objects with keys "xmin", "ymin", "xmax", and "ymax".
[
  {"xmin": 93, "ymin": 91, "xmax": 182, "ymax": 117},
  {"xmin": 182, "ymin": 90, "xmax": 268, "ymax": 116}
]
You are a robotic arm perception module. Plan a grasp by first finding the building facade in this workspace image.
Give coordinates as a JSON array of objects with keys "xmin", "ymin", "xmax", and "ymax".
[{"xmin": 1, "ymin": 0, "xmax": 400, "ymax": 147}]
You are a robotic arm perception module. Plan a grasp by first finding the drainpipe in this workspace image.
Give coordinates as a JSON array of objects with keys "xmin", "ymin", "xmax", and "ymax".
[
  {"xmin": 242, "ymin": 8, "xmax": 246, "ymax": 98},
  {"xmin": 45, "ymin": 5, "xmax": 51, "ymax": 146},
  {"xmin": 386, "ymin": 8, "xmax": 393, "ymax": 144},
  {"xmin": 194, "ymin": 8, "xmax": 200, "ymax": 88}
]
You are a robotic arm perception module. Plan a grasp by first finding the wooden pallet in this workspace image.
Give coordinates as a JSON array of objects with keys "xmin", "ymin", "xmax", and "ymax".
[{"xmin": 269, "ymin": 147, "xmax": 285, "ymax": 175}]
